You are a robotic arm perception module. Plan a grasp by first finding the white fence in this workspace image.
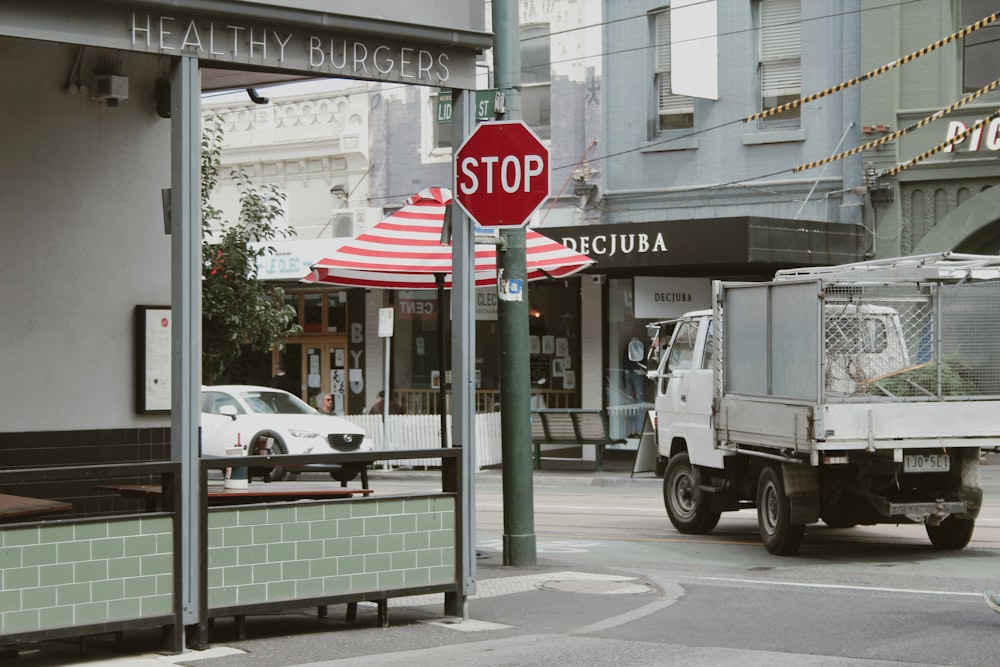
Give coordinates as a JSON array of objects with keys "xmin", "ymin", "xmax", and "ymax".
[{"xmin": 342, "ymin": 412, "xmax": 504, "ymax": 470}]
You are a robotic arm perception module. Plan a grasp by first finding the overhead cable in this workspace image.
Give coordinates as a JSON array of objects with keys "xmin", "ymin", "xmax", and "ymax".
[
  {"xmin": 882, "ymin": 109, "xmax": 1000, "ymax": 178},
  {"xmin": 745, "ymin": 12, "xmax": 1000, "ymax": 123}
]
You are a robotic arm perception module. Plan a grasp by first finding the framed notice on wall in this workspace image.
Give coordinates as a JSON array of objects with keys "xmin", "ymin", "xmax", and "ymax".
[{"xmin": 135, "ymin": 305, "xmax": 171, "ymax": 413}]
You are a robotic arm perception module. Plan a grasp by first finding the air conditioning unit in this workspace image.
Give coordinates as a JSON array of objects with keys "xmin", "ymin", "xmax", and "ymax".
[
  {"xmin": 329, "ymin": 208, "xmax": 384, "ymax": 238},
  {"xmin": 331, "ymin": 211, "xmax": 355, "ymax": 237}
]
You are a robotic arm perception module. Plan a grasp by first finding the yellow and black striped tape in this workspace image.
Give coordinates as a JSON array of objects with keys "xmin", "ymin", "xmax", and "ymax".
[
  {"xmin": 792, "ymin": 77, "xmax": 1000, "ymax": 172},
  {"xmin": 745, "ymin": 12, "xmax": 1000, "ymax": 123}
]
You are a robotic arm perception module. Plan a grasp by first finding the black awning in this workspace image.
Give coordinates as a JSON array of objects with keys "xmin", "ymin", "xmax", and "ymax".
[{"xmin": 536, "ymin": 217, "xmax": 865, "ymax": 279}]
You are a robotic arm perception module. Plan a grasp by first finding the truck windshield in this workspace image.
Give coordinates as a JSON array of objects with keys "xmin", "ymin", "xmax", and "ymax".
[{"xmin": 667, "ymin": 320, "xmax": 699, "ymax": 372}]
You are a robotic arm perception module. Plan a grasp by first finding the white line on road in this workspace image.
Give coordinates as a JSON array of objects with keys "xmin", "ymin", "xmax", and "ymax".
[
  {"xmin": 695, "ymin": 576, "xmax": 983, "ymax": 598},
  {"xmin": 477, "ymin": 502, "xmax": 663, "ymax": 513}
]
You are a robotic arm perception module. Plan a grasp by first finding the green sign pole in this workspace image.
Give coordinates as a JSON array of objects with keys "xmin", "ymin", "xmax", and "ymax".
[{"xmin": 493, "ymin": 0, "xmax": 536, "ymax": 567}]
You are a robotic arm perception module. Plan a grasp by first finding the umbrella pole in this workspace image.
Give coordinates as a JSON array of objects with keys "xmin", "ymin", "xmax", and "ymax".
[
  {"xmin": 383, "ymin": 333, "xmax": 390, "ymax": 467},
  {"xmin": 436, "ymin": 273, "xmax": 448, "ymax": 447}
]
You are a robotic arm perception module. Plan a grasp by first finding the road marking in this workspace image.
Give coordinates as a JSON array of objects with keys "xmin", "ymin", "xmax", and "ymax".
[
  {"xmin": 377, "ymin": 570, "xmax": 641, "ymax": 608},
  {"xmin": 478, "ymin": 502, "xmax": 663, "ymax": 513},
  {"xmin": 696, "ymin": 576, "xmax": 983, "ymax": 598},
  {"xmin": 419, "ymin": 618, "xmax": 513, "ymax": 631},
  {"xmin": 478, "ymin": 538, "xmax": 606, "ymax": 553}
]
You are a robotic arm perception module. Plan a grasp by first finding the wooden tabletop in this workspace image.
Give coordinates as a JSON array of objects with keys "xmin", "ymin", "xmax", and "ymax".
[
  {"xmin": 97, "ymin": 482, "xmax": 374, "ymax": 509},
  {"xmin": 0, "ymin": 493, "xmax": 72, "ymax": 522}
]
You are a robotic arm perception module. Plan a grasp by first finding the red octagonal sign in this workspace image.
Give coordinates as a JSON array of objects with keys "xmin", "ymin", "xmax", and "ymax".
[{"xmin": 455, "ymin": 120, "xmax": 549, "ymax": 229}]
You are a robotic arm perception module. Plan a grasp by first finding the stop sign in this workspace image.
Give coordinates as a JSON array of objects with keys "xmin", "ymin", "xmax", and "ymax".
[{"xmin": 454, "ymin": 120, "xmax": 549, "ymax": 229}]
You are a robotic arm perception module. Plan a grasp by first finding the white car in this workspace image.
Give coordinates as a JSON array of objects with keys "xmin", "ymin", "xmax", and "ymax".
[{"xmin": 201, "ymin": 385, "xmax": 370, "ymax": 482}]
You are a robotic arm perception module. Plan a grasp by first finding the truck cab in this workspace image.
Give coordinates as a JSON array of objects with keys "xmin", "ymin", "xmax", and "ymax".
[{"xmin": 652, "ymin": 312, "xmax": 721, "ymax": 470}]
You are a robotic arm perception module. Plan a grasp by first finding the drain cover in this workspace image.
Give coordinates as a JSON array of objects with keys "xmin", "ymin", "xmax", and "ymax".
[{"xmin": 539, "ymin": 579, "xmax": 653, "ymax": 595}]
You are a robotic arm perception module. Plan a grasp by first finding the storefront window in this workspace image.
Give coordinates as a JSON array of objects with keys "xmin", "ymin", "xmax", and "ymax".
[
  {"xmin": 606, "ymin": 278, "xmax": 654, "ymax": 439},
  {"xmin": 303, "ymin": 293, "xmax": 323, "ymax": 333},
  {"xmin": 393, "ymin": 290, "xmax": 444, "ymax": 392},
  {"xmin": 386, "ymin": 283, "xmax": 579, "ymax": 414},
  {"xmin": 527, "ymin": 282, "xmax": 580, "ymax": 408},
  {"xmin": 326, "ymin": 291, "xmax": 347, "ymax": 333}
]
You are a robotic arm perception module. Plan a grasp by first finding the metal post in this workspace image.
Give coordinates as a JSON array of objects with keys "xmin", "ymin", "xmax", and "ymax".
[
  {"xmin": 447, "ymin": 88, "xmax": 477, "ymax": 617},
  {"xmin": 494, "ymin": 0, "xmax": 536, "ymax": 566},
  {"xmin": 382, "ymin": 334, "xmax": 390, "ymax": 447},
  {"xmin": 169, "ymin": 56, "xmax": 203, "ymax": 635},
  {"xmin": 436, "ymin": 273, "xmax": 448, "ymax": 447}
]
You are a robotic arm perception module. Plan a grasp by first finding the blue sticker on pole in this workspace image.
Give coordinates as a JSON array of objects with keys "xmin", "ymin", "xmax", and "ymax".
[{"xmin": 499, "ymin": 277, "xmax": 523, "ymax": 302}]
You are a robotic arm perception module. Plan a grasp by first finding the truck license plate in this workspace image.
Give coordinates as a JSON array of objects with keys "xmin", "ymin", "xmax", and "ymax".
[{"xmin": 903, "ymin": 453, "xmax": 950, "ymax": 473}]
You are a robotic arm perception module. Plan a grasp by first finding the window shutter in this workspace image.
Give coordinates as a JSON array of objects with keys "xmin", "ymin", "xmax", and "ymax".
[
  {"xmin": 656, "ymin": 9, "xmax": 670, "ymax": 74},
  {"xmin": 656, "ymin": 10, "xmax": 694, "ymax": 115},
  {"xmin": 760, "ymin": 0, "xmax": 801, "ymax": 98}
]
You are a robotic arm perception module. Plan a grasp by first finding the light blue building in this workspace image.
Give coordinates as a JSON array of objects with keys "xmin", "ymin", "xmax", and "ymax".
[{"xmin": 555, "ymin": 0, "xmax": 867, "ymax": 433}]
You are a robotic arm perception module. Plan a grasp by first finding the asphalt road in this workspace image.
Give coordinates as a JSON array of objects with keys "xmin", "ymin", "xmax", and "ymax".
[{"xmin": 16, "ymin": 459, "xmax": 1000, "ymax": 667}]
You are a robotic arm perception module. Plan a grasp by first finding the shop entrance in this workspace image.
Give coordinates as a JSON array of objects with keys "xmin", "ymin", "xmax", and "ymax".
[
  {"xmin": 278, "ymin": 338, "xmax": 349, "ymax": 414},
  {"xmin": 308, "ymin": 341, "xmax": 349, "ymax": 414}
]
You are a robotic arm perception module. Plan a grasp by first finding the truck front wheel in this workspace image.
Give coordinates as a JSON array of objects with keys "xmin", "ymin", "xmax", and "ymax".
[
  {"xmin": 664, "ymin": 453, "xmax": 720, "ymax": 534},
  {"xmin": 926, "ymin": 516, "xmax": 974, "ymax": 550},
  {"xmin": 757, "ymin": 466, "xmax": 805, "ymax": 555}
]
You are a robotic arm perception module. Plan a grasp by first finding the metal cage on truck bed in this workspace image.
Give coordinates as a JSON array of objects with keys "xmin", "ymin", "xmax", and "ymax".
[{"xmin": 718, "ymin": 253, "xmax": 1000, "ymax": 404}]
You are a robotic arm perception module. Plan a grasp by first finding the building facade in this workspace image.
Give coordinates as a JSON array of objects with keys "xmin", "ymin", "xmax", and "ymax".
[
  {"xmin": 859, "ymin": 0, "xmax": 1000, "ymax": 257},
  {"xmin": 570, "ymin": 0, "xmax": 866, "ymax": 437}
]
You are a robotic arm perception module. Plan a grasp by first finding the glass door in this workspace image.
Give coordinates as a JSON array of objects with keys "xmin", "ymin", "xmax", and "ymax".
[{"xmin": 304, "ymin": 339, "xmax": 348, "ymax": 414}]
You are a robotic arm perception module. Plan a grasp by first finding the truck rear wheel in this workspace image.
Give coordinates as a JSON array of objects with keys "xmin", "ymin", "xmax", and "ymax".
[
  {"xmin": 757, "ymin": 466, "xmax": 805, "ymax": 555},
  {"xmin": 926, "ymin": 516, "xmax": 975, "ymax": 550},
  {"xmin": 664, "ymin": 453, "xmax": 720, "ymax": 534}
]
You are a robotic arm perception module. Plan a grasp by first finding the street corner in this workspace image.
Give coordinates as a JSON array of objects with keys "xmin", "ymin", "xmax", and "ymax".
[{"xmin": 469, "ymin": 559, "xmax": 665, "ymax": 601}]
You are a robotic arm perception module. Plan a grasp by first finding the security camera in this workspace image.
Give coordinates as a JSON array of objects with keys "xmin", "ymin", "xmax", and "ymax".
[
  {"xmin": 590, "ymin": 274, "xmax": 606, "ymax": 285},
  {"xmin": 91, "ymin": 74, "xmax": 128, "ymax": 106}
]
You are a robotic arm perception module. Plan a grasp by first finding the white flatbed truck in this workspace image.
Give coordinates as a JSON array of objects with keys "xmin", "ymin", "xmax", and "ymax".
[{"xmin": 647, "ymin": 253, "xmax": 1000, "ymax": 555}]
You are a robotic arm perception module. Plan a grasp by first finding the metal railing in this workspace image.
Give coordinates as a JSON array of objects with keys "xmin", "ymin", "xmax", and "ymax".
[
  {"xmin": 387, "ymin": 388, "xmax": 579, "ymax": 415},
  {"xmin": 0, "ymin": 451, "xmax": 466, "ymax": 654}
]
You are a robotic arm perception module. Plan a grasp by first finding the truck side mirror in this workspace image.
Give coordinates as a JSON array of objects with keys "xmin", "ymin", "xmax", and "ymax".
[{"xmin": 627, "ymin": 338, "xmax": 645, "ymax": 363}]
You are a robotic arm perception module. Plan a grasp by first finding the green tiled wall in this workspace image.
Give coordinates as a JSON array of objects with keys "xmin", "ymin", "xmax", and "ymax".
[
  {"xmin": 0, "ymin": 517, "xmax": 173, "ymax": 635},
  {"xmin": 206, "ymin": 496, "xmax": 456, "ymax": 608}
]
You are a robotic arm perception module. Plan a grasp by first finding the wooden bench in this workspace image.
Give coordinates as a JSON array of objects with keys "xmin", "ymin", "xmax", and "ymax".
[{"xmin": 530, "ymin": 409, "xmax": 626, "ymax": 472}]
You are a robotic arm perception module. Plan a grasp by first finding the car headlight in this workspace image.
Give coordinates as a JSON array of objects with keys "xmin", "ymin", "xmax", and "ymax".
[{"xmin": 288, "ymin": 429, "xmax": 323, "ymax": 439}]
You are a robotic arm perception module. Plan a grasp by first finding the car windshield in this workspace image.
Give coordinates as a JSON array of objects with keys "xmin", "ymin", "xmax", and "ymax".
[{"xmin": 239, "ymin": 390, "xmax": 317, "ymax": 415}]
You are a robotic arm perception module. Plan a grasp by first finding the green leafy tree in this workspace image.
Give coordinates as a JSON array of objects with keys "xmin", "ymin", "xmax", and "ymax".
[{"xmin": 201, "ymin": 117, "xmax": 301, "ymax": 384}]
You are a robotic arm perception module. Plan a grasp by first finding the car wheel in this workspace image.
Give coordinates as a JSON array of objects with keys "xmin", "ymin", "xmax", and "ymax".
[{"xmin": 250, "ymin": 432, "xmax": 288, "ymax": 482}]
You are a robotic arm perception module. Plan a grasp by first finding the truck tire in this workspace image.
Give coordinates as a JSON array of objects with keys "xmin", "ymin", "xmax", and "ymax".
[
  {"xmin": 926, "ymin": 516, "xmax": 975, "ymax": 550},
  {"xmin": 757, "ymin": 466, "xmax": 805, "ymax": 555},
  {"xmin": 664, "ymin": 453, "xmax": 720, "ymax": 534}
]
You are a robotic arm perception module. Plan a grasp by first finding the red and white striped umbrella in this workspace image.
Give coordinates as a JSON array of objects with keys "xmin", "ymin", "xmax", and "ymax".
[{"xmin": 305, "ymin": 187, "xmax": 594, "ymax": 289}]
